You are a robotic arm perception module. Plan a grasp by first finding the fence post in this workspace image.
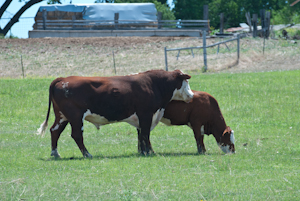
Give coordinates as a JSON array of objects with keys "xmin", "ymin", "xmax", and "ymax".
[
  {"xmin": 42, "ymin": 9, "xmax": 47, "ymax": 30},
  {"xmin": 114, "ymin": 13, "xmax": 119, "ymax": 30},
  {"xmin": 237, "ymin": 34, "xmax": 240, "ymax": 63},
  {"xmin": 72, "ymin": 15, "xmax": 76, "ymax": 29},
  {"xmin": 203, "ymin": 5, "xmax": 209, "ymax": 31},
  {"xmin": 252, "ymin": 14, "xmax": 258, "ymax": 38},
  {"xmin": 203, "ymin": 30, "xmax": 207, "ymax": 72},
  {"xmin": 164, "ymin": 47, "xmax": 168, "ymax": 71},
  {"xmin": 220, "ymin": 13, "xmax": 224, "ymax": 34},
  {"xmin": 260, "ymin": 9, "xmax": 265, "ymax": 37},
  {"xmin": 265, "ymin": 11, "xmax": 271, "ymax": 38},
  {"xmin": 245, "ymin": 12, "xmax": 252, "ymax": 32},
  {"xmin": 157, "ymin": 12, "xmax": 162, "ymax": 29}
]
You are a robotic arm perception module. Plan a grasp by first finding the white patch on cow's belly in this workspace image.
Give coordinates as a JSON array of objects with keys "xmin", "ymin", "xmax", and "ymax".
[
  {"xmin": 82, "ymin": 109, "xmax": 112, "ymax": 130},
  {"xmin": 160, "ymin": 117, "xmax": 172, "ymax": 126},
  {"xmin": 150, "ymin": 109, "xmax": 165, "ymax": 131},
  {"xmin": 82, "ymin": 109, "xmax": 140, "ymax": 129},
  {"xmin": 122, "ymin": 113, "xmax": 140, "ymax": 128},
  {"xmin": 82, "ymin": 109, "xmax": 164, "ymax": 131}
]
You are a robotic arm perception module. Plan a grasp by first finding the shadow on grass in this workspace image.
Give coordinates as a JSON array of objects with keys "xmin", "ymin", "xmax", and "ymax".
[{"xmin": 38, "ymin": 151, "xmax": 223, "ymax": 161}]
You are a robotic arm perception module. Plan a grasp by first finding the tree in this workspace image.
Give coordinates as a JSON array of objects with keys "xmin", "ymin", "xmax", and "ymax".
[
  {"xmin": 0, "ymin": 0, "xmax": 63, "ymax": 37},
  {"xmin": 209, "ymin": 0, "xmax": 239, "ymax": 29},
  {"xmin": 173, "ymin": 0, "xmax": 209, "ymax": 20}
]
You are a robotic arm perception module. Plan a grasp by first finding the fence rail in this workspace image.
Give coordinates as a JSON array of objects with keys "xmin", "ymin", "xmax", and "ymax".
[
  {"xmin": 35, "ymin": 10, "xmax": 209, "ymax": 30},
  {"xmin": 35, "ymin": 19, "xmax": 209, "ymax": 30},
  {"xmin": 164, "ymin": 34, "xmax": 240, "ymax": 71}
]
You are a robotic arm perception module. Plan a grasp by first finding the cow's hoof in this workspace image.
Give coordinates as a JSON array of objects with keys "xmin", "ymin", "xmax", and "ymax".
[
  {"xmin": 83, "ymin": 151, "xmax": 93, "ymax": 159},
  {"xmin": 197, "ymin": 147, "xmax": 206, "ymax": 155},
  {"xmin": 51, "ymin": 149, "xmax": 61, "ymax": 158},
  {"xmin": 139, "ymin": 150, "xmax": 155, "ymax": 156}
]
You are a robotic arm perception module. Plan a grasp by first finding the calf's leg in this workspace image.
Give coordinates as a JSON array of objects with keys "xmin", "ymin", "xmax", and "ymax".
[{"xmin": 191, "ymin": 123, "xmax": 206, "ymax": 154}]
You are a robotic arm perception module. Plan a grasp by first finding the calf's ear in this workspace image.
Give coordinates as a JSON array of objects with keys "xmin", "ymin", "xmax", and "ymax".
[{"xmin": 222, "ymin": 126, "xmax": 232, "ymax": 136}]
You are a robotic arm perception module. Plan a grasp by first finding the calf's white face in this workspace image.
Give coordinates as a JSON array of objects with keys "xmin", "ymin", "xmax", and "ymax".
[{"xmin": 171, "ymin": 80, "xmax": 194, "ymax": 103}]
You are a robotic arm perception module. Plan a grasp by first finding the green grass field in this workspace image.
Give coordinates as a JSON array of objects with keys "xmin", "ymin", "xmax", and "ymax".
[{"xmin": 0, "ymin": 70, "xmax": 300, "ymax": 200}]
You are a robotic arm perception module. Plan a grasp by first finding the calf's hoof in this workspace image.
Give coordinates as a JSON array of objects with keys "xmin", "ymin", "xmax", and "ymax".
[{"xmin": 82, "ymin": 150, "xmax": 93, "ymax": 159}]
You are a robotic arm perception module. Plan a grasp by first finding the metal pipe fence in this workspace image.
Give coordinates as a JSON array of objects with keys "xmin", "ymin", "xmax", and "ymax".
[{"xmin": 164, "ymin": 34, "xmax": 240, "ymax": 72}]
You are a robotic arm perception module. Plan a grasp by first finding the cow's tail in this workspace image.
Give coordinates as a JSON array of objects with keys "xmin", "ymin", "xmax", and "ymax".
[{"xmin": 37, "ymin": 80, "xmax": 57, "ymax": 137}]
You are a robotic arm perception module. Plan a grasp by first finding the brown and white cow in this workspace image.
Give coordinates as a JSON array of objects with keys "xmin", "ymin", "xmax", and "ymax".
[
  {"xmin": 157, "ymin": 90, "xmax": 235, "ymax": 154},
  {"xmin": 37, "ymin": 69, "xmax": 194, "ymax": 158}
]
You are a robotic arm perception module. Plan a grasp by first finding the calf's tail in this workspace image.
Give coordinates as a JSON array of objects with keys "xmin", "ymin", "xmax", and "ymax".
[{"xmin": 37, "ymin": 80, "xmax": 56, "ymax": 137}]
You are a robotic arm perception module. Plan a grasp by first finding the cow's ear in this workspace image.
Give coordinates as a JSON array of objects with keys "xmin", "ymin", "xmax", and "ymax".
[
  {"xmin": 179, "ymin": 73, "xmax": 191, "ymax": 80},
  {"xmin": 173, "ymin": 69, "xmax": 191, "ymax": 80}
]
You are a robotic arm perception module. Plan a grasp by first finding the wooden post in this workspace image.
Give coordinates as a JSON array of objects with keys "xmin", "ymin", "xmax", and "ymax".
[
  {"xmin": 21, "ymin": 55, "xmax": 24, "ymax": 78},
  {"xmin": 72, "ymin": 15, "xmax": 76, "ymax": 29},
  {"xmin": 245, "ymin": 12, "xmax": 252, "ymax": 32},
  {"xmin": 42, "ymin": 9, "xmax": 47, "ymax": 30},
  {"xmin": 252, "ymin": 14, "xmax": 258, "ymax": 38},
  {"xmin": 164, "ymin": 47, "xmax": 168, "ymax": 71},
  {"xmin": 220, "ymin": 13, "xmax": 224, "ymax": 34},
  {"xmin": 265, "ymin": 11, "xmax": 271, "ymax": 38},
  {"xmin": 157, "ymin": 12, "xmax": 162, "ymax": 29},
  {"xmin": 114, "ymin": 13, "xmax": 119, "ymax": 30},
  {"xmin": 237, "ymin": 34, "xmax": 240, "ymax": 63},
  {"xmin": 260, "ymin": 9, "xmax": 265, "ymax": 37},
  {"xmin": 203, "ymin": 30, "xmax": 207, "ymax": 72},
  {"xmin": 113, "ymin": 50, "xmax": 116, "ymax": 74}
]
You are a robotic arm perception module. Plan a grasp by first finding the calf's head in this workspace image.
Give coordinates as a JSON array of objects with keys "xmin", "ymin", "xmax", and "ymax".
[
  {"xmin": 171, "ymin": 70, "xmax": 194, "ymax": 103},
  {"xmin": 219, "ymin": 126, "xmax": 235, "ymax": 154}
]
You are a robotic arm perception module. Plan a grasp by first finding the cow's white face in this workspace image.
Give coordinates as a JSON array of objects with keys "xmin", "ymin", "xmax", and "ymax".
[{"xmin": 171, "ymin": 80, "xmax": 194, "ymax": 103}]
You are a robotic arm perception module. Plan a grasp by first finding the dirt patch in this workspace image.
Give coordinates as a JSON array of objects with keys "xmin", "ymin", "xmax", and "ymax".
[{"xmin": 1, "ymin": 37, "xmax": 299, "ymax": 78}]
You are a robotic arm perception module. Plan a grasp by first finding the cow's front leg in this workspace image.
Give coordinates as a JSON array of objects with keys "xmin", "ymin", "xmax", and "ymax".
[
  {"xmin": 137, "ymin": 128, "xmax": 154, "ymax": 154},
  {"xmin": 138, "ymin": 116, "xmax": 154, "ymax": 155},
  {"xmin": 70, "ymin": 121, "xmax": 92, "ymax": 158},
  {"xmin": 191, "ymin": 124, "xmax": 206, "ymax": 154}
]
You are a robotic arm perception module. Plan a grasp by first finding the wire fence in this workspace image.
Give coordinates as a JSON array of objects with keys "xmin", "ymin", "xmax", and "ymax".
[
  {"xmin": 0, "ymin": 17, "xmax": 35, "ymax": 38},
  {"xmin": 0, "ymin": 37, "xmax": 246, "ymax": 78},
  {"xmin": 1, "ymin": 35, "xmax": 300, "ymax": 78}
]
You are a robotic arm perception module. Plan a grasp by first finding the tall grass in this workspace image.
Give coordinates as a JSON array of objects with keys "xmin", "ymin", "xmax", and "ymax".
[{"xmin": 0, "ymin": 70, "xmax": 299, "ymax": 200}]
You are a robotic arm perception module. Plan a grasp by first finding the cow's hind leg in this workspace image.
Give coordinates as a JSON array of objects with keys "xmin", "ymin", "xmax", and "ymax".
[
  {"xmin": 50, "ymin": 120, "xmax": 68, "ymax": 158},
  {"xmin": 69, "ymin": 120, "xmax": 92, "ymax": 158},
  {"xmin": 191, "ymin": 123, "xmax": 206, "ymax": 154}
]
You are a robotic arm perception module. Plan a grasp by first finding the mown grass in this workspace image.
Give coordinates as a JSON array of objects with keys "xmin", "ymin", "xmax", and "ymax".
[{"xmin": 0, "ymin": 70, "xmax": 300, "ymax": 200}]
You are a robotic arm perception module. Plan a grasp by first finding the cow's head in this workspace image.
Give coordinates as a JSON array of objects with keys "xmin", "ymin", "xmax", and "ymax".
[
  {"xmin": 171, "ymin": 70, "xmax": 194, "ymax": 103},
  {"xmin": 218, "ymin": 126, "xmax": 235, "ymax": 154}
]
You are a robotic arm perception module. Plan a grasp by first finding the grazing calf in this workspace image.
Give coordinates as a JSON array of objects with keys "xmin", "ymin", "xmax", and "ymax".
[
  {"xmin": 37, "ymin": 70, "xmax": 194, "ymax": 158},
  {"xmin": 159, "ymin": 90, "xmax": 235, "ymax": 154}
]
